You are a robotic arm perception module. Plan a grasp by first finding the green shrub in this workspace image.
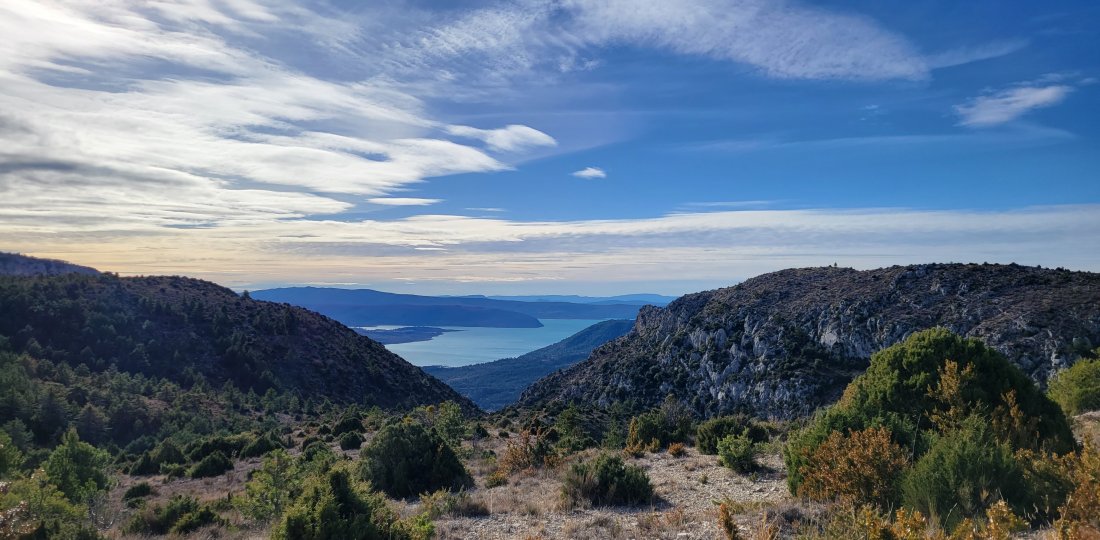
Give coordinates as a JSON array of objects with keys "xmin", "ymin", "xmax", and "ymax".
[
  {"xmin": 43, "ymin": 429, "xmax": 110, "ymax": 504},
  {"xmin": 717, "ymin": 434, "xmax": 757, "ymax": 473},
  {"xmin": 472, "ymin": 423, "xmax": 490, "ymax": 439},
  {"xmin": 901, "ymin": 418, "xmax": 1028, "ymax": 530},
  {"xmin": 300, "ymin": 441, "xmax": 337, "ymax": 475},
  {"xmin": 1048, "ymin": 356, "xmax": 1100, "ymax": 415},
  {"xmin": 331, "ymin": 415, "xmax": 362, "ymax": 436},
  {"xmin": 561, "ymin": 453, "xmax": 653, "ymax": 507},
  {"xmin": 238, "ymin": 449, "xmax": 301, "ymax": 522},
  {"xmin": 122, "ymin": 482, "xmax": 154, "ymax": 501},
  {"xmin": 124, "ymin": 494, "xmax": 198, "ymax": 536},
  {"xmin": 186, "ymin": 434, "xmax": 248, "ymax": 462},
  {"xmin": 240, "ymin": 433, "xmax": 282, "ymax": 458},
  {"xmin": 160, "ymin": 463, "xmax": 186, "ymax": 479},
  {"xmin": 429, "ymin": 401, "xmax": 466, "ymax": 450},
  {"xmin": 338, "ymin": 431, "xmax": 364, "ymax": 451},
  {"xmin": 624, "ymin": 396, "xmax": 695, "ymax": 453},
  {"xmin": 785, "ymin": 329, "xmax": 1075, "ymax": 498},
  {"xmin": 360, "ymin": 421, "xmax": 468, "ymax": 499},
  {"xmin": 132, "ymin": 440, "xmax": 188, "ymax": 475},
  {"xmin": 150, "ymin": 440, "xmax": 185, "ymax": 465},
  {"xmin": 124, "ymin": 495, "xmax": 221, "ymax": 535},
  {"xmin": 188, "ymin": 450, "xmax": 233, "ymax": 478},
  {"xmin": 128, "ymin": 452, "xmax": 157, "ymax": 476},
  {"xmin": 273, "ymin": 466, "xmax": 422, "ymax": 540},
  {"xmin": 553, "ymin": 404, "xmax": 594, "ymax": 453},
  {"xmin": 696, "ymin": 415, "xmax": 768, "ymax": 455},
  {"xmin": 170, "ymin": 505, "xmax": 224, "ymax": 534}
]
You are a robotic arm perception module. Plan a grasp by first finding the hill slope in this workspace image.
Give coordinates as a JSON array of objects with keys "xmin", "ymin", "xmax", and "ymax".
[
  {"xmin": 0, "ymin": 252, "xmax": 99, "ymax": 276},
  {"xmin": 251, "ymin": 287, "xmax": 645, "ymax": 328},
  {"xmin": 0, "ymin": 272, "xmax": 475, "ymax": 412},
  {"xmin": 516, "ymin": 264, "xmax": 1100, "ymax": 419},
  {"xmin": 423, "ymin": 319, "xmax": 634, "ymax": 410}
]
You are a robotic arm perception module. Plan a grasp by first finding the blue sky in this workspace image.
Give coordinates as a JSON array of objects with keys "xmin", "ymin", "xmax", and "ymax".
[{"xmin": 0, "ymin": 0, "xmax": 1097, "ymax": 295}]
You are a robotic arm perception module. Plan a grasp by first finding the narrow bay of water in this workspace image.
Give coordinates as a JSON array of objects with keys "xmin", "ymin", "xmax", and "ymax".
[{"xmin": 368, "ymin": 319, "xmax": 605, "ymax": 367}]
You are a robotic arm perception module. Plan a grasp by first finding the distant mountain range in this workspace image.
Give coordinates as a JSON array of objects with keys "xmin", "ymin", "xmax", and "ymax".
[
  {"xmin": 516, "ymin": 264, "xmax": 1100, "ymax": 419},
  {"xmin": 424, "ymin": 319, "xmax": 634, "ymax": 411},
  {"xmin": 462, "ymin": 294, "xmax": 676, "ymax": 305},
  {"xmin": 0, "ymin": 254, "xmax": 475, "ymax": 412},
  {"xmin": 251, "ymin": 287, "xmax": 652, "ymax": 328}
]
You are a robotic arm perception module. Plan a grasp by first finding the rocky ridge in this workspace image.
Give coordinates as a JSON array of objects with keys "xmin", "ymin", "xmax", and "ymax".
[{"xmin": 516, "ymin": 264, "xmax": 1100, "ymax": 419}]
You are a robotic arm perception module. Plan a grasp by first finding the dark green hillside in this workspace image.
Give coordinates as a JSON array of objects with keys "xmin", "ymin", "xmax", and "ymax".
[
  {"xmin": 0, "ymin": 273, "xmax": 474, "ymax": 412},
  {"xmin": 424, "ymin": 319, "xmax": 634, "ymax": 410},
  {"xmin": 0, "ymin": 252, "xmax": 98, "ymax": 276}
]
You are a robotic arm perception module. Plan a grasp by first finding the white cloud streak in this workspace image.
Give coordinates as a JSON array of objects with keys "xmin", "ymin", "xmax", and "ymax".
[
  {"xmin": 926, "ymin": 39, "xmax": 1029, "ymax": 69},
  {"xmin": 4, "ymin": 205, "xmax": 1097, "ymax": 292},
  {"xmin": 0, "ymin": 0, "xmax": 550, "ymax": 231},
  {"xmin": 956, "ymin": 85, "xmax": 1074, "ymax": 127},
  {"xmin": 381, "ymin": 0, "xmax": 931, "ymax": 83},
  {"xmin": 446, "ymin": 124, "xmax": 557, "ymax": 152},
  {"xmin": 572, "ymin": 167, "xmax": 607, "ymax": 179},
  {"xmin": 367, "ymin": 197, "xmax": 442, "ymax": 206}
]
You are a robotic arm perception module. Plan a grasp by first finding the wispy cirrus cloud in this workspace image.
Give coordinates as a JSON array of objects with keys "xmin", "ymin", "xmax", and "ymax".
[
  {"xmin": 446, "ymin": 124, "xmax": 557, "ymax": 152},
  {"xmin": 572, "ymin": 167, "xmax": 607, "ymax": 179},
  {"xmin": 926, "ymin": 39, "xmax": 1029, "ymax": 69},
  {"xmin": 956, "ymin": 83, "xmax": 1075, "ymax": 127},
  {"xmin": 5, "ymin": 205, "xmax": 1097, "ymax": 293},
  {"xmin": 382, "ymin": 0, "xmax": 928, "ymax": 83},
  {"xmin": 0, "ymin": 0, "xmax": 549, "ymax": 232},
  {"xmin": 367, "ymin": 197, "xmax": 442, "ymax": 206}
]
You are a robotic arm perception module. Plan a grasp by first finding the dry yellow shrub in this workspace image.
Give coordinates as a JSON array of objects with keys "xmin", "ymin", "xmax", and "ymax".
[
  {"xmin": 798, "ymin": 426, "xmax": 911, "ymax": 507},
  {"xmin": 717, "ymin": 501, "xmax": 742, "ymax": 540},
  {"xmin": 498, "ymin": 426, "xmax": 553, "ymax": 474},
  {"xmin": 1051, "ymin": 443, "xmax": 1100, "ymax": 539}
]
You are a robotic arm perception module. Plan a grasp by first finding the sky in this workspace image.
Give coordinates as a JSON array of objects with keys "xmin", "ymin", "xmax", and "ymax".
[{"xmin": 0, "ymin": 0, "xmax": 1098, "ymax": 296}]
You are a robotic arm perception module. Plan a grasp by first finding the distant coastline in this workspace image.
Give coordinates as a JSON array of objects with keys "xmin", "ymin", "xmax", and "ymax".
[{"xmin": 355, "ymin": 326, "xmax": 457, "ymax": 344}]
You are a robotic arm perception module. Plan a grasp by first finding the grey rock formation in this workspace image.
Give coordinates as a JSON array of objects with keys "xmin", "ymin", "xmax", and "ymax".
[{"xmin": 516, "ymin": 264, "xmax": 1100, "ymax": 419}]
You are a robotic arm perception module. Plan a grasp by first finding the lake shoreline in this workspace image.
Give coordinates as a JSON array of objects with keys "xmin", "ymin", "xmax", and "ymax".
[
  {"xmin": 354, "ymin": 326, "xmax": 458, "ymax": 344},
  {"xmin": 376, "ymin": 319, "xmax": 610, "ymax": 367}
]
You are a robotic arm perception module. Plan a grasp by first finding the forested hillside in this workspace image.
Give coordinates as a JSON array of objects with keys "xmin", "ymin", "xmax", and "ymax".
[
  {"xmin": 0, "ymin": 272, "xmax": 473, "ymax": 411},
  {"xmin": 0, "ymin": 252, "xmax": 98, "ymax": 276}
]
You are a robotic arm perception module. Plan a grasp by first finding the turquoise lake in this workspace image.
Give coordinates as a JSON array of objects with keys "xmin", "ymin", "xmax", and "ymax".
[{"xmin": 368, "ymin": 319, "xmax": 606, "ymax": 367}]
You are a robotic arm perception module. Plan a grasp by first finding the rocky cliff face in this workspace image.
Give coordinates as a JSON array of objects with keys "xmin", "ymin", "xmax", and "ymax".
[{"xmin": 516, "ymin": 264, "xmax": 1100, "ymax": 419}]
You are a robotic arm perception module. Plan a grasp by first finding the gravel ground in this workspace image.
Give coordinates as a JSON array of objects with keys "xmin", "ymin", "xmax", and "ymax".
[{"xmin": 417, "ymin": 438, "xmax": 792, "ymax": 540}]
